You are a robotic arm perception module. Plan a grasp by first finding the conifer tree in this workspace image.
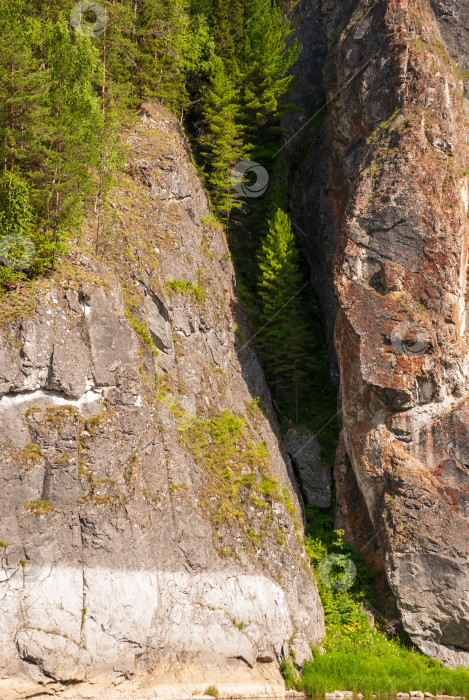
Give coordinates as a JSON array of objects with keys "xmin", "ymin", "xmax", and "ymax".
[
  {"xmin": 239, "ymin": 0, "xmax": 300, "ymax": 156},
  {"xmin": 39, "ymin": 20, "xmax": 104, "ymax": 241},
  {"xmin": 0, "ymin": 0, "xmax": 45, "ymax": 174},
  {"xmin": 134, "ymin": 0, "xmax": 191, "ymax": 112},
  {"xmin": 257, "ymin": 208, "xmax": 312, "ymax": 420},
  {"xmin": 198, "ymin": 57, "xmax": 245, "ymax": 218},
  {"xmin": 211, "ymin": 0, "xmax": 244, "ymax": 77},
  {"xmin": 0, "ymin": 172, "xmax": 34, "ymax": 286}
]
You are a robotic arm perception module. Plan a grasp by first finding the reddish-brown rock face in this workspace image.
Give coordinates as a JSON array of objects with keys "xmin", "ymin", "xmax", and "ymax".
[{"xmin": 293, "ymin": 0, "xmax": 469, "ymax": 667}]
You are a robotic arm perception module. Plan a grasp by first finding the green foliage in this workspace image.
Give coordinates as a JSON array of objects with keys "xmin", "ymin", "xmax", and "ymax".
[
  {"xmin": 301, "ymin": 505, "xmax": 469, "ymax": 694},
  {"xmin": 182, "ymin": 408, "xmax": 295, "ymax": 548},
  {"xmin": 210, "ymin": 0, "xmax": 243, "ymax": 77},
  {"xmin": 198, "ymin": 57, "xmax": 245, "ymax": 218},
  {"xmin": 257, "ymin": 208, "xmax": 313, "ymax": 420},
  {"xmin": 303, "ymin": 633, "xmax": 469, "ymax": 695},
  {"xmin": 204, "ymin": 686, "xmax": 219, "ymax": 697},
  {"xmin": 25, "ymin": 499, "xmax": 54, "ymax": 515},
  {"xmin": 125, "ymin": 312, "xmax": 159, "ymax": 355},
  {"xmin": 239, "ymin": 0, "xmax": 301, "ymax": 158},
  {"xmin": 280, "ymin": 657, "xmax": 298, "ymax": 690},
  {"xmin": 11, "ymin": 442, "xmax": 43, "ymax": 467},
  {"xmin": 0, "ymin": 172, "xmax": 33, "ymax": 237},
  {"xmin": 0, "ymin": 1, "xmax": 124, "ymax": 289},
  {"xmin": 166, "ymin": 279, "xmax": 206, "ymax": 303},
  {"xmin": 0, "ymin": 0, "xmax": 302, "ymax": 288},
  {"xmin": 189, "ymin": 0, "xmax": 301, "ymax": 212},
  {"xmin": 0, "ymin": 172, "xmax": 34, "ymax": 286},
  {"xmin": 231, "ymin": 617, "xmax": 245, "ymax": 630},
  {"xmin": 132, "ymin": 0, "xmax": 190, "ymax": 111}
]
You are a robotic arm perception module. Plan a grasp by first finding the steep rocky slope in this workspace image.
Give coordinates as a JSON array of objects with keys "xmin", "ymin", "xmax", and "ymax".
[
  {"xmin": 292, "ymin": 0, "xmax": 469, "ymax": 668},
  {"xmin": 0, "ymin": 103, "xmax": 324, "ymax": 699}
]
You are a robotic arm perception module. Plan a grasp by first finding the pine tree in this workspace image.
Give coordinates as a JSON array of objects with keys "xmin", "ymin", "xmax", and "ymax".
[
  {"xmin": 0, "ymin": 0, "xmax": 46, "ymax": 174},
  {"xmin": 134, "ymin": 0, "xmax": 191, "ymax": 112},
  {"xmin": 38, "ymin": 20, "xmax": 104, "ymax": 250},
  {"xmin": 257, "ymin": 208, "xmax": 312, "ymax": 420},
  {"xmin": 211, "ymin": 0, "xmax": 244, "ymax": 77},
  {"xmin": 198, "ymin": 57, "xmax": 245, "ymax": 218},
  {"xmin": 0, "ymin": 172, "xmax": 34, "ymax": 286},
  {"xmin": 239, "ymin": 0, "xmax": 300, "ymax": 156}
]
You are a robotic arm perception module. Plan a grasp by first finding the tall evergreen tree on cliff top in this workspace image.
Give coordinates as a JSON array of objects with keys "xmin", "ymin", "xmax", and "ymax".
[
  {"xmin": 211, "ymin": 0, "xmax": 244, "ymax": 77},
  {"xmin": 134, "ymin": 0, "xmax": 191, "ymax": 111},
  {"xmin": 257, "ymin": 208, "xmax": 311, "ymax": 421},
  {"xmin": 0, "ymin": 0, "xmax": 45, "ymax": 174},
  {"xmin": 198, "ymin": 56, "xmax": 245, "ymax": 218},
  {"xmin": 239, "ymin": 0, "xmax": 300, "ymax": 156}
]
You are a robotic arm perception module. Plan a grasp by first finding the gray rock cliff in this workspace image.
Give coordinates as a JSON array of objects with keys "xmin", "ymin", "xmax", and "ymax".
[{"xmin": 0, "ymin": 103, "xmax": 324, "ymax": 698}]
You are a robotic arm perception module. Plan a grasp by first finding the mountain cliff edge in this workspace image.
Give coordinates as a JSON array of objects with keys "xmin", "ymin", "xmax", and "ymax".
[{"xmin": 0, "ymin": 103, "xmax": 324, "ymax": 699}]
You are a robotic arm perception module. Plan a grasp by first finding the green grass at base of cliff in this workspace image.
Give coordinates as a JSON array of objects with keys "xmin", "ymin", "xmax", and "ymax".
[
  {"xmin": 302, "ymin": 627, "xmax": 469, "ymax": 695},
  {"xmin": 297, "ymin": 506, "xmax": 469, "ymax": 696}
]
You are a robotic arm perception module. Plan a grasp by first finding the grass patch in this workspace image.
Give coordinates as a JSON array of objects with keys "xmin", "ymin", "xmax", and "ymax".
[
  {"xmin": 231, "ymin": 616, "xmax": 245, "ymax": 630},
  {"xmin": 303, "ymin": 634, "xmax": 469, "ymax": 695},
  {"xmin": 166, "ymin": 278, "xmax": 206, "ymax": 303},
  {"xmin": 281, "ymin": 657, "xmax": 298, "ymax": 690},
  {"xmin": 0, "ymin": 281, "xmax": 38, "ymax": 328},
  {"xmin": 182, "ymin": 409, "xmax": 298, "ymax": 550},
  {"xmin": 25, "ymin": 499, "xmax": 54, "ymax": 515},
  {"xmin": 298, "ymin": 506, "xmax": 469, "ymax": 695},
  {"xmin": 204, "ymin": 686, "xmax": 219, "ymax": 698},
  {"xmin": 45, "ymin": 405, "xmax": 78, "ymax": 425},
  {"xmin": 11, "ymin": 442, "xmax": 43, "ymax": 468},
  {"xmin": 200, "ymin": 213, "xmax": 223, "ymax": 231},
  {"xmin": 125, "ymin": 311, "xmax": 159, "ymax": 355}
]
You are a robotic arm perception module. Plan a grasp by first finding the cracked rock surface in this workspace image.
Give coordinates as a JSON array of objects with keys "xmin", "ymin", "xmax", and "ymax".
[
  {"xmin": 291, "ymin": 0, "xmax": 469, "ymax": 667},
  {"xmin": 0, "ymin": 103, "xmax": 324, "ymax": 696}
]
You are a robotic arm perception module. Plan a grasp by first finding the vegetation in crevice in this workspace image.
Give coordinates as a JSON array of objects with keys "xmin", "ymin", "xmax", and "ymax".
[
  {"xmin": 25, "ymin": 499, "xmax": 54, "ymax": 516},
  {"xmin": 11, "ymin": 442, "xmax": 43, "ymax": 469},
  {"xmin": 287, "ymin": 505, "xmax": 469, "ymax": 694},
  {"xmin": 181, "ymin": 408, "xmax": 300, "ymax": 554},
  {"xmin": 165, "ymin": 279, "xmax": 206, "ymax": 304}
]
